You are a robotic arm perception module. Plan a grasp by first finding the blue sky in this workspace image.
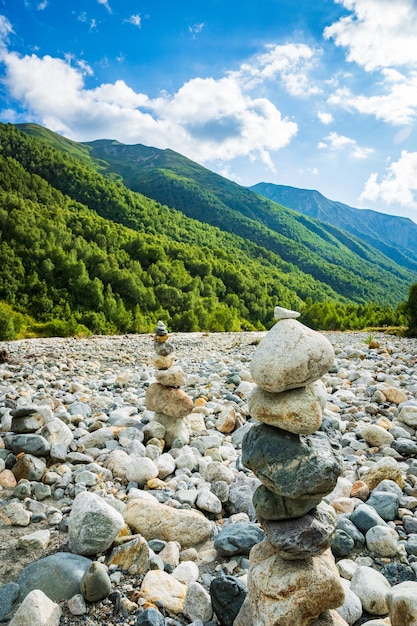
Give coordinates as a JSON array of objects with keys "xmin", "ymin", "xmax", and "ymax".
[{"xmin": 1, "ymin": 1, "xmax": 417, "ymax": 222}]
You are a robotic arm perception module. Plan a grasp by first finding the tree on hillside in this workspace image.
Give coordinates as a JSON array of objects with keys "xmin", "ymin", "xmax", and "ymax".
[{"xmin": 406, "ymin": 282, "xmax": 417, "ymax": 335}]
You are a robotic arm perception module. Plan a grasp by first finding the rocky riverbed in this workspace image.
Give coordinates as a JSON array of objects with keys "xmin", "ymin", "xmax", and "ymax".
[{"xmin": 1, "ymin": 330, "xmax": 417, "ymax": 625}]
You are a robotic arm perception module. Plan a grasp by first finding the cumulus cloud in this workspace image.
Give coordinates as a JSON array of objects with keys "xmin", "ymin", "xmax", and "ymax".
[
  {"xmin": 328, "ymin": 71, "xmax": 417, "ymax": 125},
  {"xmin": 324, "ymin": 0, "xmax": 417, "ymax": 71},
  {"xmin": 317, "ymin": 111, "xmax": 333, "ymax": 124},
  {"xmin": 318, "ymin": 131, "xmax": 373, "ymax": 159},
  {"xmin": 360, "ymin": 151, "xmax": 417, "ymax": 207},
  {"xmin": 234, "ymin": 43, "xmax": 321, "ymax": 96},
  {"xmin": 0, "ymin": 47, "xmax": 297, "ymax": 168},
  {"xmin": 324, "ymin": 0, "xmax": 417, "ymax": 126}
]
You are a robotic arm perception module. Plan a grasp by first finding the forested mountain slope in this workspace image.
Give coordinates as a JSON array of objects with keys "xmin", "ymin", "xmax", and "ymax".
[
  {"xmin": 0, "ymin": 122, "xmax": 413, "ymax": 335},
  {"xmin": 250, "ymin": 182, "xmax": 417, "ymax": 271}
]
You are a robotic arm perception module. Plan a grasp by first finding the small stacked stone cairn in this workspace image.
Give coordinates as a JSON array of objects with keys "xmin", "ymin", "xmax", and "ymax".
[
  {"xmin": 239, "ymin": 306, "xmax": 346, "ymax": 625},
  {"xmin": 145, "ymin": 320, "xmax": 193, "ymax": 448}
]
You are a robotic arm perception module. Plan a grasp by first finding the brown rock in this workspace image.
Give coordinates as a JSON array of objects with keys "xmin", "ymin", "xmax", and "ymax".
[
  {"xmin": 248, "ymin": 381, "xmax": 325, "ymax": 435},
  {"xmin": 0, "ymin": 468, "xmax": 17, "ymax": 488},
  {"xmin": 123, "ymin": 499, "xmax": 212, "ymax": 547},
  {"xmin": 248, "ymin": 542, "xmax": 345, "ymax": 626},
  {"xmin": 146, "ymin": 383, "xmax": 193, "ymax": 418},
  {"xmin": 140, "ymin": 570, "xmax": 186, "ymax": 614},
  {"xmin": 350, "ymin": 481, "xmax": 370, "ymax": 501},
  {"xmin": 107, "ymin": 536, "xmax": 150, "ymax": 575}
]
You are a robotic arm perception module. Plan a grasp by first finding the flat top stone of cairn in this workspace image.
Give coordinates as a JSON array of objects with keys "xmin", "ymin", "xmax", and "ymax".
[{"xmin": 274, "ymin": 306, "xmax": 301, "ymax": 320}]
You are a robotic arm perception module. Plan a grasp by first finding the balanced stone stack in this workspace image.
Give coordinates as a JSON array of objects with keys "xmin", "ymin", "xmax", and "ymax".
[
  {"xmin": 145, "ymin": 321, "xmax": 193, "ymax": 448},
  {"xmin": 239, "ymin": 306, "xmax": 346, "ymax": 626}
]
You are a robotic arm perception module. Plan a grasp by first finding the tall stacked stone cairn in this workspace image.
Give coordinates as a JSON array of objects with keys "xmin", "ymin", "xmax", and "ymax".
[
  {"xmin": 238, "ymin": 306, "xmax": 346, "ymax": 626},
  {"xmin": 145, "ymin": 320, "xmax": 193, "ymax": 448}
]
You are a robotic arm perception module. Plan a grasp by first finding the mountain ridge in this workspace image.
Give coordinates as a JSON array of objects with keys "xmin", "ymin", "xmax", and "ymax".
[{"xmin": 249, "ymin": 182, "xmax": 417, "ymax": 271}]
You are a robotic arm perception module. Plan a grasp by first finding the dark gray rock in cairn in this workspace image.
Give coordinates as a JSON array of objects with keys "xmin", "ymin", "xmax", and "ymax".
[
  {"xmin": 145, "ymin": 321, "xmax": 193, "ymax": 448},
  {"xmin": 236, "ymin": 306, "xmax": 347, "ymax": 626}
]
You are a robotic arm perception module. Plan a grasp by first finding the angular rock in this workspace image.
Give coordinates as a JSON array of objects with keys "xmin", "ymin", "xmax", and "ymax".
[
  {"xmin": 68, "ymin": 491, "xmax": 125, "ymax": 556},
  {"xmin": 259, "ymin": 502, "xmax": 336, "ymax": 559},
  {"xmin": 242, "ymin": 423, "xmax": 343, "ymax": 499},
  {"xmin": 107, "ymin": 536, "xmax": 150, "ymax": 575},
  {"xmin": 136, "ymin": 608, "xmax": 165, "ymax": 625},
  {"xmin": 248, "ymin": 380, "xmax": 326, "ymax": 435},
  {"xmin": 214, "ymin": 521, "xmax": 265, "ymax": 556},
  {"xmin": 249, "ymin": 318, "xmax": 334, "ymax": 393},
  {"xmin": 248, "ymin": 542, "xmax": 344, "ymax": 626},
  {"xmin": 140, "ymin": 570, "xmax": 186, "ymax": 614},
  {"xmin": 123, "ymin": 498, "xmax": 212, "ymax": 547},
  {"xmin": 183, "ymin": 581, "xmax": 213, "ymax": 622},
  {"xmin": 361, "ymin": 457, "xmax": 404, "ymax": 490},
  {"xmin": 350, "ymin": 503, "xmax": 388, "ymax": 533},
  {"xmin": 9, "ymin": 589, "xmax": 61, "ymax": 626},
  {"xmin": 12, "ymin": 454, "xmax": 46, "ymax": 482},
  {"xmin": 210, "ymin": 573, "xmax": 247, "ymax": 626}
]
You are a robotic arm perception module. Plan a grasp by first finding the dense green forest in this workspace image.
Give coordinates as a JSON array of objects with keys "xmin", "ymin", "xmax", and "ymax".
[{"xmin": 0, "ymin": 123, "xmax": 414, "ymax": 340}]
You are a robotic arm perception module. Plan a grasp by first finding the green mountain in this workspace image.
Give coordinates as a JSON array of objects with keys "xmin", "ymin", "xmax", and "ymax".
[
  {"xmin": 0, "ymin": 122, "xmax": 413, "ymax": 337},
  {"xmin": 250, "ymin": 182, "xmax": 417, "ymax": 272},
  {"xmin": 79, "ymin": 136, "xmax": 416, "ymax": 304}
]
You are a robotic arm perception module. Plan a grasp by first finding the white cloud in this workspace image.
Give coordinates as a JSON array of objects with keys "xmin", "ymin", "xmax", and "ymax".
[
  {"xmin": 324, "ymin": 0, "xmax": 417, "ymax": 71},
  {"xmin": 126, "ymin": 15, "xmax": 141, "ymax": 28},
  {"xmin": 328, "ymin": 71, "xmax": 417, "ymax": 125},
  {"xmin": 360, "ymin": 151, "xmax": 417, "ymax": 207},
  {"xmin": 318, "ymin": 131, "xmax": 373, "ymax": 159},
  {"xmin": 97, "ymin": 0, "xmax": 111, "ymax": 13},
  {"xmin": 0, "ymin": 15, "xmax": 13, "ymax": 42},
  {"xmin": 37, "ymin": 1, "xmax": 48, "ymax": 10},
  {"xmin": 0, "ymin": 49, "xmax": 297, "ymax": 168},
  {"xmin": 323, "ymin": 1, "xmax": 417, "ymax": 127},
  {"xmin": 317, "ymin": 111, "xmax": 333, "ymax": 124},
  {"xmin": 233, "ymin": 43, "xmax": 321, "ymax": 96},
  {"xmin": 189, "ymin": 23, "xmax": 205, "ymax": 37}
]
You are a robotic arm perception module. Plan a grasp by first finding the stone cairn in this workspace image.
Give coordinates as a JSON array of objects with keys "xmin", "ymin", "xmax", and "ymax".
[
  {"xmin": 145, "ymin": 321, "xmax": 193, "ymax": 448},
  {"xmin": 237, "ymin": 306, "xmax": 346, "ymax": 626}
]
